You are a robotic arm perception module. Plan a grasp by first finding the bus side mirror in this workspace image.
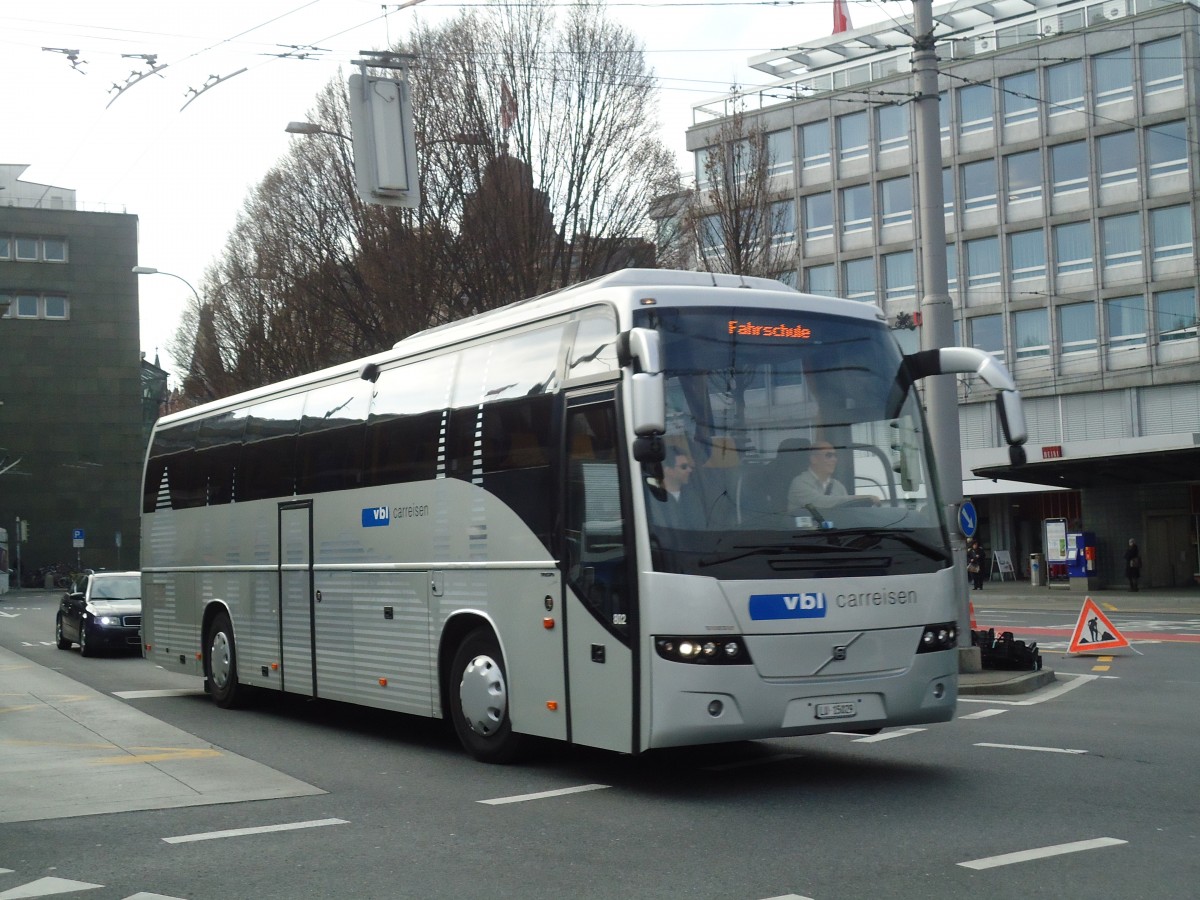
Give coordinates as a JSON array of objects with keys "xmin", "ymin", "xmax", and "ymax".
[
  {"xmin": 630, "ymin": 372, "xmax": 665, "ymax": 437},
  {"xmin": 996, "ymin": 389, "xmax": 1027, "ymax": 448}
]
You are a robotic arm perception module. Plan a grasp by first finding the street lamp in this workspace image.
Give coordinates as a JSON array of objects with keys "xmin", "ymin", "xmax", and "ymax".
[
  {"xmin": 131, "ymin": 266, "xmax": 201, "ymax": 305},
  {"xmin": 285, "ymin": 120, "xmax": 488, "ymax": 148}
]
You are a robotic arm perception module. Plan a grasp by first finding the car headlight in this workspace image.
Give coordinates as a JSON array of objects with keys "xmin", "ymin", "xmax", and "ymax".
[{"xmin": 96, "ymin": 615, "xmax": 123, "ymax": 627}]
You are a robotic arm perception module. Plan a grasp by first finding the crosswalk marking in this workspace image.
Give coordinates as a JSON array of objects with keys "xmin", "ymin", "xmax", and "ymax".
[
  {"xmin": 0, "ymin": 876, "xmax": 102, "ymax": 898},
  {"xmin": 958, "ymin": 836, "xmax": 1126, "ymax": 870}
]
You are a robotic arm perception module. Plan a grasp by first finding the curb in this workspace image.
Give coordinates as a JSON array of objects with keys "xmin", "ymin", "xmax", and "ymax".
[{"xmin": 959, "ymin": 667, "xmax": 1056, "ymax": 696}]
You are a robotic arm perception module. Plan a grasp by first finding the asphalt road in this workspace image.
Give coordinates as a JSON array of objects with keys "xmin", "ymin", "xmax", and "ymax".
[{"xmin": 1, "ymin": 589, "xmax": 1197, "ymax": 899}]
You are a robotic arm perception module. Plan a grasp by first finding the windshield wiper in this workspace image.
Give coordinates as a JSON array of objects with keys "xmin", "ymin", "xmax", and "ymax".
[
  {"xmin": 830, "ymin": 528, "xmax": 949, "ymax": 563},
  {"xmin": 698, "ymin": 540, "xmax": 861, "ymax": 568}
]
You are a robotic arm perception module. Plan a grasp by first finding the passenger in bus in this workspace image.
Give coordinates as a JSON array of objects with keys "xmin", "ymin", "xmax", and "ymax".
[{"xmin": 649, "ymin": 446, "xmax": 703, "ymax": 527}]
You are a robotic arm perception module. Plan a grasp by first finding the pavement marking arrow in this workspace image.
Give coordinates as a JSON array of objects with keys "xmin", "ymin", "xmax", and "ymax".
[
  {"xmin": 0, "ymin": 876, "xmax": 104, "ymax": 898},
  {"xmin": 0, "ymin": 611, "xmax": 20, "ymax": 618}
]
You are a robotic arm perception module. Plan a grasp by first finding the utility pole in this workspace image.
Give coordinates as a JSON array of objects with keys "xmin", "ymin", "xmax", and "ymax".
[{"xmin": 911, "ymin": 0, "xmax": 975, "ymax": 666}]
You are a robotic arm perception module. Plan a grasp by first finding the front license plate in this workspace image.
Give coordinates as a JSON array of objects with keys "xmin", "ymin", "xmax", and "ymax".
[{"xmin": 815, "ymin": 701, "xmax": 857, "ymax": 720}]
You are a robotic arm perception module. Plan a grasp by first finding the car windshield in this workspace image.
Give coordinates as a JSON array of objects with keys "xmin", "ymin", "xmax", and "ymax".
[
  {"xmin": 634, "ymin": 305, "xmax": 948, "ymax": 579},
  {"xmin": 91, "ymin": 575, "xmax": 140, "ymax": 600}
]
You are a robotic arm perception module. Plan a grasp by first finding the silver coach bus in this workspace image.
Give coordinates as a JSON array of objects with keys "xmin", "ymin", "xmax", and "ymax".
[{"xmin": 141, "ymin": 269, "xmax": 1027, "ymax": 762}]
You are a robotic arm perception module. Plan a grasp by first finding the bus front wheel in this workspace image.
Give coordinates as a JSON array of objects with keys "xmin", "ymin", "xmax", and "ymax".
[
  {"xmin": 450, "ymin": 628, "xmax": 525, "ymax": 763},
  {"xmin": 206, "ymin": 611, "xmax": 247, "ymax": 709}
]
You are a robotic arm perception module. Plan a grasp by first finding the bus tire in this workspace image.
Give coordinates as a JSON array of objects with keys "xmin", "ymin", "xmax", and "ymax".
[
  {"xmin": 450, "ymin": 628, "xmax": 525, "ymax": 764},
  {"xmin": 206, "ymin": 611, "xmax": 247, "ymax": 709}
]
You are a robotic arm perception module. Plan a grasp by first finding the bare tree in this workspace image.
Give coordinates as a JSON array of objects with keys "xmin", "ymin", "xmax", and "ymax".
[
  {"xmin": 171, "ymin": 0, "xmax": 679, "ymax": 402},
  {"xmin": 679, "ymin": 101, "xmax": 795, "ymax": 279}
]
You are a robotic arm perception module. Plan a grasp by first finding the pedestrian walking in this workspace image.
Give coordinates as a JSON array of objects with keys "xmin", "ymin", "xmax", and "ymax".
[
  {"xmin": 967, "ymin": 539, "xmax": 986, "ymax": 590},
  {"xmin": 1124, "ymin": 538, "xmax": 1141, "ymax": 592}
]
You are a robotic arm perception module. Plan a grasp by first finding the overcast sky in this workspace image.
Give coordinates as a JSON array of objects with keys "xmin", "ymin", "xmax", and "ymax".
[{"xmin": 2, "ymin": 0, "xmax": 893, "ymax": 381}]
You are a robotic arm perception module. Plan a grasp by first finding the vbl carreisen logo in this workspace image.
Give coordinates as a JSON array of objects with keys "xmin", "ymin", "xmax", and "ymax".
[
  {"xmin": 361, "ymin": 506, "xmax": 390, "ymax": 527},
  {"xmin": 748, "ymin": 592, "xmax": 827, "ymax": 620}
]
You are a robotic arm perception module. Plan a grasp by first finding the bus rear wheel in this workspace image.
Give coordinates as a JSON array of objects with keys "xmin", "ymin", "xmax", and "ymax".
[
  {"xmin": 450, "ymin": 628, "xmax": 525, "ymax": 763},
  {"xmin": 206, "ymin": 611, "xmax": 247, "ymax": 709}
]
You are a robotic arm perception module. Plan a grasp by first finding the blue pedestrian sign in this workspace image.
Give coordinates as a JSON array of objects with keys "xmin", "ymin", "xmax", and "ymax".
[{"xmin": 957, "ymin": 501, "xmax": 977, "ymax": 539}]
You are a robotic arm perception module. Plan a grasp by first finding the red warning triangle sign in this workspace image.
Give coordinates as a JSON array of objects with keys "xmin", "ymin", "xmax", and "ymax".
[{"xmin": 1068, "ymin": 596, "xmax": 1130, "ymax": 653}]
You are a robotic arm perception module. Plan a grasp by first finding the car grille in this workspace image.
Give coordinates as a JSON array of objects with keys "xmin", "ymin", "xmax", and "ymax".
[{"xmin": 124, "ymin": 615, "xmax": 143, "ymax": 628}]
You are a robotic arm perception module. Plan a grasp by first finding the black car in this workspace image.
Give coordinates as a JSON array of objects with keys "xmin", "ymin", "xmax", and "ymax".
[{"xmin": 55, "ymin": 571, "xmax": 142, "ymax": 656}]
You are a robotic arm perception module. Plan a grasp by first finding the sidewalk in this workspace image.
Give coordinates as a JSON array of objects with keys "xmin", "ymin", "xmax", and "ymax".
[{"xmin": 962, "ymin": 576, "xmax": 1200, "ymax": 615}]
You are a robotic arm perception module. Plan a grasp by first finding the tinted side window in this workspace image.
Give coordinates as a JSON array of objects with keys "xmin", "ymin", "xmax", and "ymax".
[
  {"xmin": 365, "ymin": 354, "xmax": 456, "ymax": 486},
  {"xmin": 296, "ymin": 379, "xmax": 371, "ymax": 494},
  {"xmin": 240, "ymin": 394, "xmax": 304, "ymax": 502}
]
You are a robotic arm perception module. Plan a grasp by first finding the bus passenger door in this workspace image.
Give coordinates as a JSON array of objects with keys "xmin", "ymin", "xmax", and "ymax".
[
  {"xmin": 279, "ymin": 500, "xmax": 315, "ymax": 697},
  {"xmin": 562, "ymin": 394, "xmax": 637, "ymax": 753}
]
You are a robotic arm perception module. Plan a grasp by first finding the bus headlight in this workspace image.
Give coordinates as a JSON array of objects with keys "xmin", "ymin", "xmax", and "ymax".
[
  {"xmin": 655, "ymin": 636, "xmax": 752, "ymax": 665},
  {"xmin": 916, "ymin": 622, "xmax": 957, "ymax": 653}
]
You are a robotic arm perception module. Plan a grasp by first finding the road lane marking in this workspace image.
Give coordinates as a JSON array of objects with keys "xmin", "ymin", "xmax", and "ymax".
[
  {"xmin": 0, "ymin": 876, "xmax": 103, "ymax": 897},
  {"xmin": 113, "ymin": 689, "xmax": 205, "ymax": 699},
  {"xmin": 124, "ymin": 893, "xmax": 188, "ymax": 899},
  {"xmin": 92, "ymin": 746, "xmax": 223, "ymax": 766},
  {"xmin": 162, "ymin": 817, "xmax": 349, "ymax": 844},
  {"xmin": 975, "ymin": 742, "xmax": 1087, "ymax": 754},
  {"xmin": 853, "ymin": 727, "xmax": 925, "ymax": 743},
  {"xmin": 479, "ymin": 783, "xmax": 610, "ymax": 805},
  {"xmin": 958, "ymin": 672, "xmax": 1098, "ymax": 706},
  {"xmin": 959, "ymin": 708, "xmax": 1007, "ymax": 719},
  {"xmin": 958, "ymin": 836, "xmax": 1126, "ymax": 870},
  {"xmin": 759, "ymin": 895, "xmax": 816, "ymax": 899}
]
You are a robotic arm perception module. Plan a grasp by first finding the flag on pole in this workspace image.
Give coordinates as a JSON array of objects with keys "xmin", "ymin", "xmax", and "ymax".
[
  {"xmin": 500, "ymin": 78, "xmax": 517, "ymax": 134},
  {"xmin": 833, "ymin": 0, "xmax": 853, "ymax": 33}
]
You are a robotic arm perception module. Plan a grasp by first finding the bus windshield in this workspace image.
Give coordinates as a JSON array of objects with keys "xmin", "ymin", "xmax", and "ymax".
[{"xmin": 635, "ymin": 305, "xmax": 948, "ymax": 580}]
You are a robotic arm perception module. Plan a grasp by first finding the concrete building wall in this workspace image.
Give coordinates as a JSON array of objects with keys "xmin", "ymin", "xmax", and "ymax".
[{"xmin": 0, "ymin": 202, "xmax": 142, "ymax": 579}]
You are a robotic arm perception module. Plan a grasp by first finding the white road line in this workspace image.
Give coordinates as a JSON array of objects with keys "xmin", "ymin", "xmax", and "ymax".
[
  {"xmin": 0, "ymin": 876, "xmax": 103, "ymax": 898},
  {"xmin": 759, "ymin": 895, "xmax": 816, "ymax": 900},
  {"xmin": 975, "ymin": 742, "xmax": 1087, "ymax": 755},
  {"xmin": 958, "ymin": 672, "xmax": 1098, "ymax": 706},
  {"xmin": 703, "ymin": 752, "xmax": 803, "ymax": 771},
  {"xmin": 479, "ymin": 783, "xmax": 611, "ymax": 805},
  {"xmin": 959, "ymin": 708, "xmax": 1007, "ymax": 719},
  {"xmin": 123, "ymin": 894, "xmax": 188, "ymax": 900},
  {"xmin": 113, "ymin": 689, "xmax": 205, "ymax": 699},
  {"xmin": 0, "ymin": 869, "xmax": 11, "ymax": 875},
  {"xmin": 958, "ymin": 836, "xmax": 1126, "ymax": 870},
  {"xmin": 162, "ymin": 817, "xmax": 348, "ymax": 844},
  {"xmin": 853, "ymin": 727, "xmax": 925, "ymax": 743}
]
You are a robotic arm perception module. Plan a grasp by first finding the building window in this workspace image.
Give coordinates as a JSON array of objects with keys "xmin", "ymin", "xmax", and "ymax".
[
  {"xmin": 965, "ymin": 236, "xmax": 1001, "ymax": 289},
  {"xmin": 843, "ymin": 257, "xmax": 875, "ymax": 302},
  {"xmin": 1050, "ymin": 141, "xmax": 1089, "ymax": 197},
  {"xmin": 773, "ymin": 269, "xmax": 798, "ymax": 288},
  {"xmin": 969, "ymin": 314, "xmax": 1003, "ymax": 356},
  {"xmin": 1105, "ymin": 295, "xmax": 1145, "ymax": 348},
  {"xmin": 700, "ymin": 214, "xmax": 721, "ymax": 257},
  {"xmin": 1097, "ymin": 131, "xmax": 1137, "ymax": 188},
  {"xmin": 837, "ymin": 111, "xmax": 868, "ymax": 163},
  {"xmin": 938, "ymin": 91, "xmax": 950, "ymax": 139},
  {"xmin": 1054, "ymin": 221, "xmax": 1094, "ymax": 276},
  {"xmin": 879, "ymin": 175, "xmax": 913, "ymax": 227},
  {"xmin": 1005, "ymin": 149, "xmax": 1041, "ymax": 205},
  {"xmin": 1013, "ymin": 308, "xmax": 1049, "ymax": 359},
  {"xmin": 1047, "ymin": 59, "xmax": 1084, "ymax": 115},
  {"xmin": 840, "ymin": 184, "xmax": 872, "ymax": 234},
  {"xmin": 1150, "ymin": 205, "xmax": 1193, "ymax": 261},
  {"xmin": 771, "ymin": 199, "xmax": 796, "ymax": 245},
  {"xmin": 883, "ymin": 250, "xmax": 915, "ymax": 301},
  {"xmin": 942, "ymin": 167, "xmax": 955, "ymax": 216},
  {"xmin": 1008, "ymin": 229, "xmax": 1046, "ymax": 283},
  {"xmin": 695, "ymin": 145, "xmax": 716, "ymax": 188},
  {"xmin": 960, "ymin": 160, "xmax": 997, "ymax": 212},
  {"xmin": 15, "ymin": 237, "xmax": 37, "ymax": 261},
  {"xmin": 1093, "ymin": 47, "xmax": 1133, "ymax": 107},
  {"xmin": 957, "ymin": 83, "xmax": 993, "ymax": 136},
  {"xmin": 42, "ymin": 237, "xmax": 68, "ymax": 262},
  {"xmin": 3, "ymin": 293, "xmax": 69, "ymax": 319},
  {"xmin": 1058, "ymin": 302, "xmax": 1097, "ymax": 354},
  {"xmin": 0, "ymin": 236, "xmax": 9, "ymax": 259},
  {"xmin": 1141, "ymin": 35, "xmax": 1183, "ymax": 96},
  {"xmin": 800, "ymin": 120, "xmax": 831, "ymax": 169},
  {"xmin": 766, "ymin": 129, "xmax": 794, "ymax": 177},
  {"xmin": 946, "ymin": 244, "xmax": 959, "ymax": 295},
  {"xmin": 1101, "ymin": 212, "xmax": 1141, "ymax": 271},
  {"xmin": 876, "ymin": 104, "xmax": 909, "ymax": 158},
  {"xmin": 1146, "ymin": 120, "xmax": 1187, "ymax": 179},
  {"xmin": 802, "ymin": 192, "xmax": 833, "ymax": 242},
  {"xmin": 1155, "ymin": 288, "xmax": 1197, "ymax": 342},
  {"xmin": 1001, "ymin": 71, "xmax": 1039, "ymax": 127},
  {"xmin": 805, "ymin": 263, "xmax": 836, "ymax": 297}
]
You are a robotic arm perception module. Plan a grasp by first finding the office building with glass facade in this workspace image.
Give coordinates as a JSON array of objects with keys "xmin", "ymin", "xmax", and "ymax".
[{"xmin": 684, "ymin": 0, "xmax": 1200, "ymax": 587}]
